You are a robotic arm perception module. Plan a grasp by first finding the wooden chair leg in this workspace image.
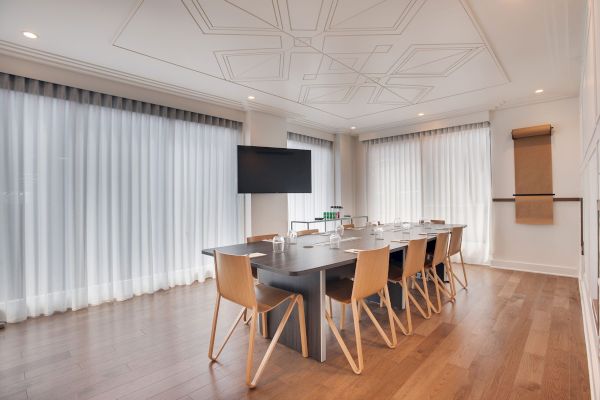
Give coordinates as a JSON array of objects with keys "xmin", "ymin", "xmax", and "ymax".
[
  {"xmin": 209, "ymin": 297, "xmax": 246, "ymax": 361},
  {"xmin": 325, "ymin": 300, "xmax": 363, "ymax": 374},
  {"xmin": 329, "ymin": 296, "xmax": 333, "ymax": 318},
  {"xmin": 352, "ymin": 300, "xmax": 364, "ymax": 374},
  {"xmin": 250, "ymin": 298, "xmax": 298, "ymax": 387},
  {"xmin": 340, "ymin": 303, "xmax": 346, "ymax": 331},
  {"xmin": 427, "ymin": 270, "xmax": 442, "ymax": 313},
  {"xmin": 460, "ymin": 251, "xmax": 468, "ymax": 288},
  {"xmin": 208, "ymin": 294, "xmax": 221, "ymax": 360},
  {"xmin": 261, "ymin": 313, "xmax": 268, "ymax": 338},
  {"xmin": 296, "ymin": 295, "xmax": 308, "ymax": 357},
  {"xmin": 359, "ymin": 298, "xmax": 396, "ymax": 348},
  {"xmin": 403, "ymin": 277, "xmax": 413, "ymax": 335},
  {"xmin": 246, "ymin": 308, "xmax": 258, "ymax": 387},
  {"xmin": 444, "ymin": 259, "xmax": 457, "ymax": 298}
]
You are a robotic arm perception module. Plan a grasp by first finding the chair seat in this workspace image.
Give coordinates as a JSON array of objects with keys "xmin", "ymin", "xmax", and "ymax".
[
  {"xmin": 326, "ymin": 279, "xmax": 354, "ymax": 304},
  {"xmin": 388, "ymin": 265, "xmax": 403, "ymax": 282},
  {"xmin": 255, "ymin": 283, "xmax": 295, "ymax": 313}
]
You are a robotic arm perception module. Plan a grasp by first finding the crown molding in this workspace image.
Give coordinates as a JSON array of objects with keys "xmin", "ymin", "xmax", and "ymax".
[{"xmin": 0, "ymin": 40, "xmax": 245, "ymax": 111}]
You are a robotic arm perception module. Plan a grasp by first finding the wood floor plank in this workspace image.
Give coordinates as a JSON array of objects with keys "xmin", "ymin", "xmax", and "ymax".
[{"xmin": 0, "ymin": 266, "xmax": 590, "ymax": 400}]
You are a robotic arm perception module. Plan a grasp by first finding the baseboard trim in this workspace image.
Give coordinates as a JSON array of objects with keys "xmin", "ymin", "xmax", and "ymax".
[
  {"xmin": 579, "ymin": 277, "xmax": 599, "ymax": 400},
  {"xmin": 490, "ymin": 259, "xmax": 578, "ymax": 277}
]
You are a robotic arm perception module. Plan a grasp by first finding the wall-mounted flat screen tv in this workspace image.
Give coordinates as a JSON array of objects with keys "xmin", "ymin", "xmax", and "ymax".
[{"xmin": 237, "ymin": 145, "xmax": 311, "ymax": 193}]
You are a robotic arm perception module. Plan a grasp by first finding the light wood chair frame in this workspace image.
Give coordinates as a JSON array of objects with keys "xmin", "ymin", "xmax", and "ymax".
[
  {"xmin": 424, "ymin": 232, "xmax": 456, "ymax": 314},
  {"xmin": 325, "ymin": 246, "xmax": 397, "ymax": 374},
  {"xmin": 447, "ymin": 226, "xmax": 468, "ymax": 290},
  {"xmin": 208, "ymin": 251, "xmax": 308, "ymax": 388},
  {"xmin": 387, "ymin": 238, "xmax": 433, "ymax": 336},
  {"xmin": 243, "ymin": 233, "xmax": 278, "ymax": 331}
]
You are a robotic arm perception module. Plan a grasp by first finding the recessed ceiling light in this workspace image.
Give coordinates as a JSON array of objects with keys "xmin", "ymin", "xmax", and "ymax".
[
  {"xmin": 535, "ymin": 89, "xmax": 544, "ymax": 94},
  {"xmin": 350, "ymin": 126, "xmax": 356, "ymax": 130},
  {"xmin": 22, "ymin": 31, "xmax": 38, "ymax": 39},
  {"xmin": 417, "ymin": 112, "xmax": 425, "ymax": 116},
  {"xmin": 247, "ymin": 95, "xmax": 255, "ymax": 100}
]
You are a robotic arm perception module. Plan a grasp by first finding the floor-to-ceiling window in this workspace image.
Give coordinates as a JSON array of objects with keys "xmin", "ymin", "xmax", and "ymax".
[
  {"xmin": 287, "ymin": 132, "xmax": 334, "ymax": 231},
  {"xmin": 366, "ymin": 122, "xmax": 491, "ymax": 263},
  {"xmin": 0, "ymin": 73, "xmax": 244, "ymax": 323}
]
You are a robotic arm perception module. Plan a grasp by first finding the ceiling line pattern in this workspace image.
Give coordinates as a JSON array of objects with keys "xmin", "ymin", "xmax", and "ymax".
[{"xmin": 112, "ymin": 0, "xmax": 510, "ymax": 121}]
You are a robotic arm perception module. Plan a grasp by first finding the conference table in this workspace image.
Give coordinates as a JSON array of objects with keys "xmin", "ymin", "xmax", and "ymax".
[{"xmin": 202, "ymin": 223, "xmax": 465, "ymax": 362}]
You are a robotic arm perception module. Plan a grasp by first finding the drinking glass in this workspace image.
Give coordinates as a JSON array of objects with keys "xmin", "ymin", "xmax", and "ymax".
[
  {"xmin": 374, "ymin": 226, "xmax": 384, "ymax": 240},
  {"xmin": 335, "ymin": 224, "xmax": 345, "ymax": 237},
  {"xmin": 286, "ymin": 230, "xmax": 297, "ymax": 245},
  {"xmin": 329, "ymin": 233, "xmax": 341, "ymax": 249},
  {"xmin": 272, "ymin": 235, "xmax": 285, "ymax": 253},
  {"xmin": 393, "ymin": 218, "xmax": 402, "ymax": 228}
]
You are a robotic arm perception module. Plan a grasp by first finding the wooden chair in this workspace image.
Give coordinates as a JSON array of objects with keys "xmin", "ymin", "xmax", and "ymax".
[
  {"xmin": 424, "ymin": 232, "xmax": 455, "ymax": 313},
  {"xmin": 209, "ymin": 251, "xmax": 308, "ymax": 388},
  {"xmin": 430, "ymin": 219, "xmax": 445, "ymax": 224},
  {"xmin": 343, "ymin": 223, "xmax": 355, "ymax": 229},
  {"xmin": 387, "ymin": 238, "xmax": 431, "ymax": 335},
  {"xmin": 297, "ymin": 228, "xmax": 319, "ymax": 236},
  {"xmin": 325, "ymin": 246, "xmax": 397, "ymax": 374},
  {"xmin": 448, "ymin": 226, "xmax": 468, "ymax": 290},
  {"xmin": 245, "ymin": 234, "xmax": 277, "ymax": 331}
]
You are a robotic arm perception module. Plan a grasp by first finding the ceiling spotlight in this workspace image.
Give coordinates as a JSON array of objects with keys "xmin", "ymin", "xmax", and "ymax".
[
  {"xmin": 417, "ymin": 112, "xmax": 425, "ymax": 116},
  {"xmin": 247, "ymin": 95, "xmax": 255, "ymax": 100},
  {"xmin": 535, "ymin": 89, "xmax": 544, "ymax": 94},
  {"xmin": 22, "ymin": 31, "xmax": 38, "ymax": 39},
  {"xmin": 350, "ymin": 126, "xmax": 356, "ymax": 130}
]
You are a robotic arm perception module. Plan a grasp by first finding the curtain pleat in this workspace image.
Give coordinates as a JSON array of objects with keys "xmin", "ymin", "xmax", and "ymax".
[
  {"xmin": 0, "ymin": 73, "xmax": 243, "ymax": 323},
  {"xmin": 287, "ymin": 132, "xmax": 334, "ymax": 231},
  {"xmin": 366, "ymin": 122, "xmax": 491, "ymax": 264}
]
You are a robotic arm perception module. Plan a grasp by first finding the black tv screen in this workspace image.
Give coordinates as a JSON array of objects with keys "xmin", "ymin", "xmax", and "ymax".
[{"xmin": 237, "ymin": 145, "xmax": 311, "ymax": 193}]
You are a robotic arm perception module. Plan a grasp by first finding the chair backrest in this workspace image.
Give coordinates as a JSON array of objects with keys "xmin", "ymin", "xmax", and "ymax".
[
  {"xmin": 431, "ymin": 232, "xmax": 450, "ymax": 266},
  {"xmin": 430, "ymin": 219, "xmax": 445, "ymax": 225},
  {"xmin": 352, "ymin": 246, "xmax": 390, "ymax": 300},
  {"xmin": 246, "ymin": 233, "xmax": 277, "ymax": 244},
  {"xmin": 343, "ymin": 223, "xmax": 354, "ymax": 229},
  {"xmin": 402, "ymin": 238, "xmax": 428, "ymax": 278},
  {"xmin": 297, "ymin": 229, "xmax": 319, "ymax": 236},
  {"xmin": 214, "ymin": 251, "xmax": 256, "ymax": 309},
  {"xmin": 448, "ymin": 226, "xmax": 463, "ymax": 256}
]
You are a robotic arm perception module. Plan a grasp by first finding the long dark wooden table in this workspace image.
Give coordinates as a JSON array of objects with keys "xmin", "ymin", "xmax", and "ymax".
[{"xmin": 202, "ymin": 223, "xmax": 466, "ymax": 362}]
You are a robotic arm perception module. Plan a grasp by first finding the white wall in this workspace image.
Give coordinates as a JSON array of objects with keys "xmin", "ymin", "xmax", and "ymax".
[
  {"xmin": 244, "ymin": 111, "xmax": 289, "ymax": 236},
  {"xmin": 490, "ymin": 98, "xmax": 582, "ymax": 277},
  {"xmin": 579, "ymin": 1, "xmax": 600, "ymax": 395},
  {"xmin": 334, "ymin": 134, "xmax": 358, "ymax": 216}
]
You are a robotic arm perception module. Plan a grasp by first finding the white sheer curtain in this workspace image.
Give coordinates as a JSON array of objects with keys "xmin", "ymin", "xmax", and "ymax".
[
  {"xmin": 287, "ymin": 132, "xmax": 334, "ymax": 230},
  {"xmin": 366, "ymin": 133, "xmax": 422, "ymax": 224},
  {"xmin": 366, "ymin": 122, "xmax": 491, "ymax": 264},
  {"xmin": 0, "ymin": 74, "xmax": 243, "ymax": 323}
]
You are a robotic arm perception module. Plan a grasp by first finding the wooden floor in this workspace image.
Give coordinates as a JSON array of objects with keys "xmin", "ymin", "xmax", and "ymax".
[{"xmin": 0, "ymin": 265, "xmax": 590, "ymax": 400}]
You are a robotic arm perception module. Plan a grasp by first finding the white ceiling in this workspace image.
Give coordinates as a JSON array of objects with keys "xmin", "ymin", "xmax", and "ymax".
[{"xmin": 0, "ymin": 0, "xmax": 585, "ymax": 133}]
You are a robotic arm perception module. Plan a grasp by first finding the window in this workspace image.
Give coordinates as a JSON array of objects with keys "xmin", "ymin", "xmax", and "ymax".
[
  {"xmin": 0, "ymin": 74, "xmax": 243, "ymax": 322},
  {"xmin": 287, "ymin": 132, "xmax": 334, "ymax": 230},
  {"xmin": 366, "ymin": 123, "xmax": 491, "ymax": 263}
]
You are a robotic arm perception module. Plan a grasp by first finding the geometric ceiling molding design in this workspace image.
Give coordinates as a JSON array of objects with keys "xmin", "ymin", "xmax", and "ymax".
[
  {"xmin": 391, "ymin": 44, "xmax": 484, "ymax": 77},
  {"xmin": 369, "ymin": 84, "xmax": 432, "ymax": 104},
  {"xmin": 216, "ymin": 51, "xmax": 287, "ymax": 81},
  {"xmin": 300, "ymin": 84, "xmax": 356, "ymax": 104},
  {"xmin": 325, "ymin": 0, "xmax": 425, "ymax": 33},
  {"xmin": 113, "ymin": 0, "xmax": 510, "ymax": 120},
  {"xmin": 189, "ymin": 0, "xmax": 282, "ymax": 32}
]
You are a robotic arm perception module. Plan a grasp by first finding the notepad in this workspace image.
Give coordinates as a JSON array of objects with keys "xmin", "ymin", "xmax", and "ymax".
[
  {"xmin": 344, "ymin": 249, "xmax": 360, "ymax": 254},
  {"xmin": 248, "ymin": 252, "xmax": 267, "ymax": 258},
  {"xmin": 391, "ymin": 239, "xmax": 409, "ymax": 243},
  {"xmin": 261, "ymin": 239, "xmax": 273, "ymax": 243}
]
